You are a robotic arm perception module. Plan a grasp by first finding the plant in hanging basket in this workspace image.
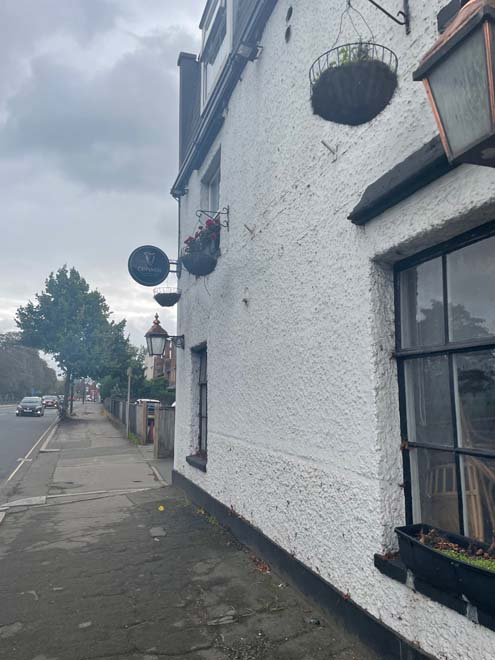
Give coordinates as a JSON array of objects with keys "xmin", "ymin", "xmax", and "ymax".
[
  {"xmin": 153, "ymin": 287, "xmax": 182, "ymax": 307},
  {"xmin": 309, "ymin": 42, "xmax": 398, "ymax": 125},
  {"xmin": 181, "ymin": 215, "xmax": 221, "ymax": 276}
]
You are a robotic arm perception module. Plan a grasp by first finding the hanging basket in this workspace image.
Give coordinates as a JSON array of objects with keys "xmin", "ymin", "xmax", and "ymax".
[
  {"xmin": 309, "ymin": 43, "xmax": 398, "ymax": 125},
  {"xmin": 181, "ymin": 252, "xmax": 217, "ymax": 277},
  {"xmin": 153, "ymin": 287, "xmax": 182, "ymax": 307}
]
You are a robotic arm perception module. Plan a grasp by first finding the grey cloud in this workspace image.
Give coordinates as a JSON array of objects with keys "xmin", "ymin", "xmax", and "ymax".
[
  {"xmin": 0, "ymin": 1, "xmax": 203, "ymax": 349},
  {"xmin": 0, "ymin": 27, "xmax": 195, "ymax": 192},
  {"xmin": 0, "ymin": 0, "xmax": 122, "ymax": 100}
]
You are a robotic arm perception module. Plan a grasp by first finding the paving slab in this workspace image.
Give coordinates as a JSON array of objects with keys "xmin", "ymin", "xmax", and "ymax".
[
  {"xmin": 0, "ymin": 486, "xmax": 379, "ymax": 660},
  {"xmin": 50, "ymin": 461, "xmax": 157, "ymax": 493},
  {"xmin": 0, "ymin": 405, "xmax": 380, "ymax": 660}
]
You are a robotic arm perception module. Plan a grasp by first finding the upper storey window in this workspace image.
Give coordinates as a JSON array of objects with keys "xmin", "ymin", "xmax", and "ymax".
[{"xmin": 200, "ymin": 0, "xmax": 231, "ymax": 108}]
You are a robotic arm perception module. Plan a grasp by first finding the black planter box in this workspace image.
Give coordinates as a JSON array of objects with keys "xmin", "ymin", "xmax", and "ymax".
[
  {"xmin": 181, "ymin": 253, "xmax": 217, "ymax": 277},
  {"xmin": 396, "ymin": 523, "xmax": 495, "ymax": 616}
]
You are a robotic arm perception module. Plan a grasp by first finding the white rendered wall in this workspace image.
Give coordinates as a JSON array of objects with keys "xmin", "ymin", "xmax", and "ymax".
[{"xmin": 174, "ymin": 1, "xmax": 495, "ymax": 658}]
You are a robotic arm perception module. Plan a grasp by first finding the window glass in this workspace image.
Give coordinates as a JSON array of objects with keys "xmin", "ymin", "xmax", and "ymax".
[
  {"xmin": 398, "ymin": 231, "xmax": 495, "ymax": 541},
  {"xmin": 199, "ymin": 351, "xmax": 208, "ymax": 383},
  {"xmin": 462, "ymin": 454, "xmax": 495, "ymax": 544},
  {"xmin": 429, "ymin": 27, "xmax": 491, "ymax": 157},
  {"xmin": 209, "ymin": 170, "xmax": 220, "ymax": 212},
  {"xmin": 205, "ymin": 13, "xmax": 226, "ymax": 65},
  {"xmin": 405, "ymin": 356, "xmax": 454, "ymax": 447},
  {"xmin": 410, "ymin": 448, "xmax": 460, "ymax": 534},
  {"xmin": 455, "ymin": 350, "xmax": 495, "ymax": 451},
  {"xmin": 448, "ymin": 235, "xmax": 495, "ymax": 341},
  {"xmin": 400, "ymin": 258, "xmax": 444, "ymax": 348}
]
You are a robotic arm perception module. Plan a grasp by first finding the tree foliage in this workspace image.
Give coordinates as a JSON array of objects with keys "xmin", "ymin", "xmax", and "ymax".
[
  {"xmin": 99, "ymin": 347, "xmax": 175, "ymax": 406},
  {"xmin": 0, "ymin": 333, "xmax": 58, "ymax": 401},
  {"xmin": 16, "ymin": 267, "xmax": 135, "ymax": 409}
]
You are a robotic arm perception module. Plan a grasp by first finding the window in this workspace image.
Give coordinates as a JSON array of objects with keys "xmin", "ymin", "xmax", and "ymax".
[
  {"xmin": 198, "ymin": 348, "xmax": 208, "ymax": 455},
  {"xmin": 396, "ymin": 223, "xmax": 495, "ymax": 544},
  {"xmin": 201, "ymin": 1, "xmax": 229, "ymax": 105},
  {"xmin": 202, "ymin": 155, "xmax": 221, "ymax": 214},
  {"xmin": 208, "ymin": 167, "xmax": 220, "ymax": 214}
]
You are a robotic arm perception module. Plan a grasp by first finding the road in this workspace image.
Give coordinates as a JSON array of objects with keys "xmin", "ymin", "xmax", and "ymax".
[{"xmin": 0, "ymin": 405, "xmax": 57, "ymax": 484}]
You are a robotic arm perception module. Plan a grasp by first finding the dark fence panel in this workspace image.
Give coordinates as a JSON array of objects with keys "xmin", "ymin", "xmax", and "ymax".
[{"xmin": 129, "ymin": 404, "xmax": 137, "ymax": 435}]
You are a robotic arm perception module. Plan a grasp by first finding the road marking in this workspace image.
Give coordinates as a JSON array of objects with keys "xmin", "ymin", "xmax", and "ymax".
[
  {"xmin": 40, "ymin": 425, "xmax": 59, "ymax": 452},
  {"xmin": 150, "ymin": 465, "xmax": 168, "ymax": 486},
  {"xmin": 0, "ymin": 487, "xmax": 160, "ymax": 511},
  {"xmin": 46, "ymin": 487, "xmax": 159, "ymax": 498},
  {"xmin": 5, "ymin": 417, "xmax": 59, "ymax": 483},
  {"xmin": 0, "ymin": 496, "xmax": 47, "ymax": 510}
]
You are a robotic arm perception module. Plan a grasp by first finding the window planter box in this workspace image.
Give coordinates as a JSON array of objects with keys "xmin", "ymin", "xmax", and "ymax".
[{"xmin": 396, "ymin": 523, "xmax": 495, "ymax": 616}]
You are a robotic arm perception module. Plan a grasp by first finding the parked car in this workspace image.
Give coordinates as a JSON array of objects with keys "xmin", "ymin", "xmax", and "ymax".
[
  {"xmin": 16, "ymin": 397, "xmax": 44, "ymax": 417},
  {"xmin": 42, "ymin": 395, "xmax": 59, "ymax": 408},
  {"xmin": 135, "ymin": 398, "xmax": 161, "ymax": 413}
]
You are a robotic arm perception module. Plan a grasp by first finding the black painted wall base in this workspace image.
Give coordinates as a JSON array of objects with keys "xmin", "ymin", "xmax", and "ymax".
[{"xmin": 172, "ymin": 469, "xmax": 436, "ymax": 660}]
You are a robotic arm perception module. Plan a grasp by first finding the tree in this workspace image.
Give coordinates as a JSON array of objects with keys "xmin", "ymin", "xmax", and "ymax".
[
  {"xmin": 16, "ymin": 266, "xmax": 133, "ymax": 412},
  {"xmin": 0, "ymin": 333, "xmax": 58, "ymax": 401},
  {"xmin": 99, "ymin": 346, "xmax": 148, "ymax": 401}
]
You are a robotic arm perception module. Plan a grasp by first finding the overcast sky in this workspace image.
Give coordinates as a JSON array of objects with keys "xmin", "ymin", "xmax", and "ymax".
[{"xmin": 0, "ymin": 0, "xmax": 203, "ymax": 351}]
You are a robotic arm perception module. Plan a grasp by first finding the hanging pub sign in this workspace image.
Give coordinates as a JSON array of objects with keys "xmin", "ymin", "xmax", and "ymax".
[{"xmin": 128, "ymin": 245, "xmax": 170, "ymax": 287}]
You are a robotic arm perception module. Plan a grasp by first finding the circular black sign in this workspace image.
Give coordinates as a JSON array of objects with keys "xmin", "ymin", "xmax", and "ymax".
[{"xmin": 128, "ymin": 245, "xmax": 170, "ymax": 287}]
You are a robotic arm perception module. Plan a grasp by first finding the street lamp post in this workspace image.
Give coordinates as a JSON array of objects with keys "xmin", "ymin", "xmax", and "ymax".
[
  {"xmin": 126, "ymin": 366, "xmax": 132, "ymax": 439},
  {"xmin": 414, "ymin": 0, "xmax": 495, "ymax": 166}
]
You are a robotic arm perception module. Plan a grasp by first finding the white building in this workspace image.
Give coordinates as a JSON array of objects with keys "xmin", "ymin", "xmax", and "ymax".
[{"xmin": 172, "ymin": 1, "xmax": 495, "ymax": 658}]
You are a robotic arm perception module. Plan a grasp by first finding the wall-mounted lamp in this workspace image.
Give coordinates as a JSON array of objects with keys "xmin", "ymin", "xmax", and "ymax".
[
  {"xmin": 414, "ymin": 0, "xmax": 495, "ymax": 167},
  {"xmin": 145, "ymin": 314, "xmax": 185, "ymax": 356}
]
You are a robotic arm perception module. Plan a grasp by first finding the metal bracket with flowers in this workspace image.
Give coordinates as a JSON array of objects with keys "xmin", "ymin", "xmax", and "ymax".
[{"xmin": 181, "ymin": 207, "xmax": 230, "ymax": 277}]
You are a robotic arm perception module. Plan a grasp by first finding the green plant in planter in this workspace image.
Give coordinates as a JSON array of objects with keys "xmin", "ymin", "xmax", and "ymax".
[
  {"xmin": 183, "ymin": 215, "xmax": 221, "ymax": 255},
  {"xmin": 181, "ymin": 215, "xmax": 221, "ymax": 277},
  {"xmin": 310, "ymin": 41, "xmax": 398, "ymax": 125}
]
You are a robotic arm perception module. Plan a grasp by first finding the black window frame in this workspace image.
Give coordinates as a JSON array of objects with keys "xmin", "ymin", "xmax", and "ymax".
[
  {"xmin": 395, "ymin": 219, "xmax": 495, "ymax": 535},
  {"xmin": 198, "ymin": 347, "xmax": 208, "ymax": 456}
]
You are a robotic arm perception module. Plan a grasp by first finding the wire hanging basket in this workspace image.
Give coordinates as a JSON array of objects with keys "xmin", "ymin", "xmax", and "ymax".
[
  {"xmin": 153, "ymin": 287, "xmax": 182, "ymax": 307},
  {"xmin": 309, "ymin": 1, "xmax": 399, "ymax": 125},
  {"xmin": 309, "ymin": 42, "xmax": 398, "ymax": 125}
]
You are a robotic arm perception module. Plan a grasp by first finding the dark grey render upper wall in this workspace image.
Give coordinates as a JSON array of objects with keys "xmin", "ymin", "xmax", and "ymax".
[
  {"xmin": 173, "ymin": 0, "xmax": 278, "ymax": 196},
  {"xmin": 233, "ymin": 0, "xmax": 259, "ymax": 46},
  {"xmin": 178, "ymin": 53, "xmax": 201, "ymax": 168}
]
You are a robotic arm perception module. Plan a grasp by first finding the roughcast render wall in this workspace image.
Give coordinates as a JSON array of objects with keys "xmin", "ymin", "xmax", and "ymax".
[{"xmin": 175, "ymin": 1, "xmax": 495, "ymax": 658}]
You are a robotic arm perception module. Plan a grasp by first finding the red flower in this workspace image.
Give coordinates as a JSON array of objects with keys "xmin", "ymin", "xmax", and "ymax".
[{"xmin": 185, "ymin": 236, "xmax": 194, "ymax": 243}]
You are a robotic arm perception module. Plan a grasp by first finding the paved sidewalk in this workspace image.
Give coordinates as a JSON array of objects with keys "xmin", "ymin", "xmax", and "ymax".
[{"xmin": 0, "ymin": 405, "xmax": 378, "ymax": 660}]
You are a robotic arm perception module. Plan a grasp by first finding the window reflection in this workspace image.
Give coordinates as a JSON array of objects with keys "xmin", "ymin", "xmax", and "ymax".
[
  {"xmin": 448, "ymin": 236, "xmax": 495, "ymax": 341},
  {"xmin": 455, "ymin": 350, "xmax": 495, "ymax": 451},
  {"xmin": 462, "ymin": 455, "xmax": 495, "ymax": 544},
  {"xmin": 398, "ymin": 230, "xmax": 495, "ymax": 542},
  {"xmin": 400, "ymin": 258, "xmax": 444, "ymax": 348},
  {"xmin": 411, "ymin": 448, "xmax": 460, "ymax": 534},
  {"xmin": 405, "ymin": 356, "xmax": 454, "ymax": 447}
]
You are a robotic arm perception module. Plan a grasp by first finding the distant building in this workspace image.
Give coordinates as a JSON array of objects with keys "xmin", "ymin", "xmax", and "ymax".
[{"xmin": 144, "ymin": 343, "xmax": 176, "ymax": 387}]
